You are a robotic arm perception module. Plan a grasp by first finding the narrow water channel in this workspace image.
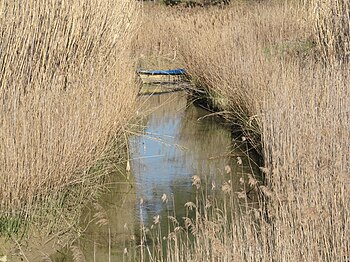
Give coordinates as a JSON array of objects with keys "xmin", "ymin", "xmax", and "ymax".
[
  {"xmin": 51, "ymin": 90, "xmax": 252, "ymax": 261},
  {"xmin": 130, "ymin": 92, "xmax": 239, "ymax": 226}
]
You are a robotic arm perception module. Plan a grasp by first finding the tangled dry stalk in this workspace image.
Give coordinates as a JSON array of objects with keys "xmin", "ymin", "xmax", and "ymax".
[
  {"xmin": 135, "ymin": 1, "xmax": 349, "ymax": 261},
  {"xmin": 0, "ymin": 0, "xmax": 139, "ymax": 225},
  {"xmin": 313, "ymin": 0, "xmax": 350, "ymax": 63}
]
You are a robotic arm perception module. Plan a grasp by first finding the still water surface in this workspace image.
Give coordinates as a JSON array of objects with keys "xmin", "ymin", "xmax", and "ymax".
[
  {"xmin": 51, "ymin": 91, "xmax": 248, "ymax": 260},
  {"xmin": 130, "ymin": 92, "xmax": 236, "ymax": 225}
]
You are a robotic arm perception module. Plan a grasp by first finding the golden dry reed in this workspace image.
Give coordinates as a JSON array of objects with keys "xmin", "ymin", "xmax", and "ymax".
[
  {"xmin": 136, "ymin": 1, "xmax": 349, "ymax": 261},
  {"xmin": 313, "ymin": 0, "xmax": 350, "ymax": 62},
  {"xmin": 0, "ymin": 0, "xmax": 139, "ymax": 218}
]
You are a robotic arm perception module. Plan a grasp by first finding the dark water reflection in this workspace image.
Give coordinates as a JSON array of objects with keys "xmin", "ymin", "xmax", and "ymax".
[{"xmin": 52, "ymin": 91, "xmax": 253, "ymax": 261}]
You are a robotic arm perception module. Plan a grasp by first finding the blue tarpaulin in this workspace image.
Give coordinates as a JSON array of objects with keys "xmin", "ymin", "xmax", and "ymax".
[{"xmin": 137, "ymin": 68, "xmax": 187, "ymax": 75}]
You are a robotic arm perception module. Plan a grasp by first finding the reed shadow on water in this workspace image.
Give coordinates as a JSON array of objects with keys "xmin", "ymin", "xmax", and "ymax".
[{"xmin": 50, "ymin": 90, "xmax": 258, "ymax": 261}]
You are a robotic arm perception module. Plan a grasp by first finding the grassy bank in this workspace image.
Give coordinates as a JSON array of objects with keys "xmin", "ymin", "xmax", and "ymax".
[
  {"xmin": 135, "ymin": 1, "xmax": 349, "ymax": 260},
  {"xmin": 0, "ymin": 0, "xmax": 139, "ymax": 237}
]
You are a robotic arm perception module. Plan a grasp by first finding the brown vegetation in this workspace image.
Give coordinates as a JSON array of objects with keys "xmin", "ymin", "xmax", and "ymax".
[
  {"xmin": 135, "ymin": 1, "xmax": 349, "ymax": 260},
  {"xmin": 0, "ymin": 0, "xmax": 139, "ymax": 225},
  {"xmin": 313, "ymin": 0, "xmax": 350, "ymax": 62}
]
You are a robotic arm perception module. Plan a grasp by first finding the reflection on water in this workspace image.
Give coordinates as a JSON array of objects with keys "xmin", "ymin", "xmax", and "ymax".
[
  {"xmin": 130, "ymin": 92, "xmax": 241, "ymax": 227},
  {"xmin": 51, "ymin": 91, "xmax": 252, "ymax": 260},
  {"xmin": 51, "ymin": 172, "xmax": 136, "ymax": 261}
]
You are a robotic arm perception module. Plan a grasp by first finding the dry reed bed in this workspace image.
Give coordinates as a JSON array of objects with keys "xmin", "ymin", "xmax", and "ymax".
[
  {"xmin": 136, "ymin": 2, "xmax": 349, "ymax": 261},
  {"xmin": 262, "ymin": 60, "xmax": 349, "ymax": 261},
  {"xmin": 0, "ymin": 0, "xmax": 139, "ymax": 221},
  {"xmin": 313, "ymin": 0, "xmax": 350, "ymax": 62}
]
